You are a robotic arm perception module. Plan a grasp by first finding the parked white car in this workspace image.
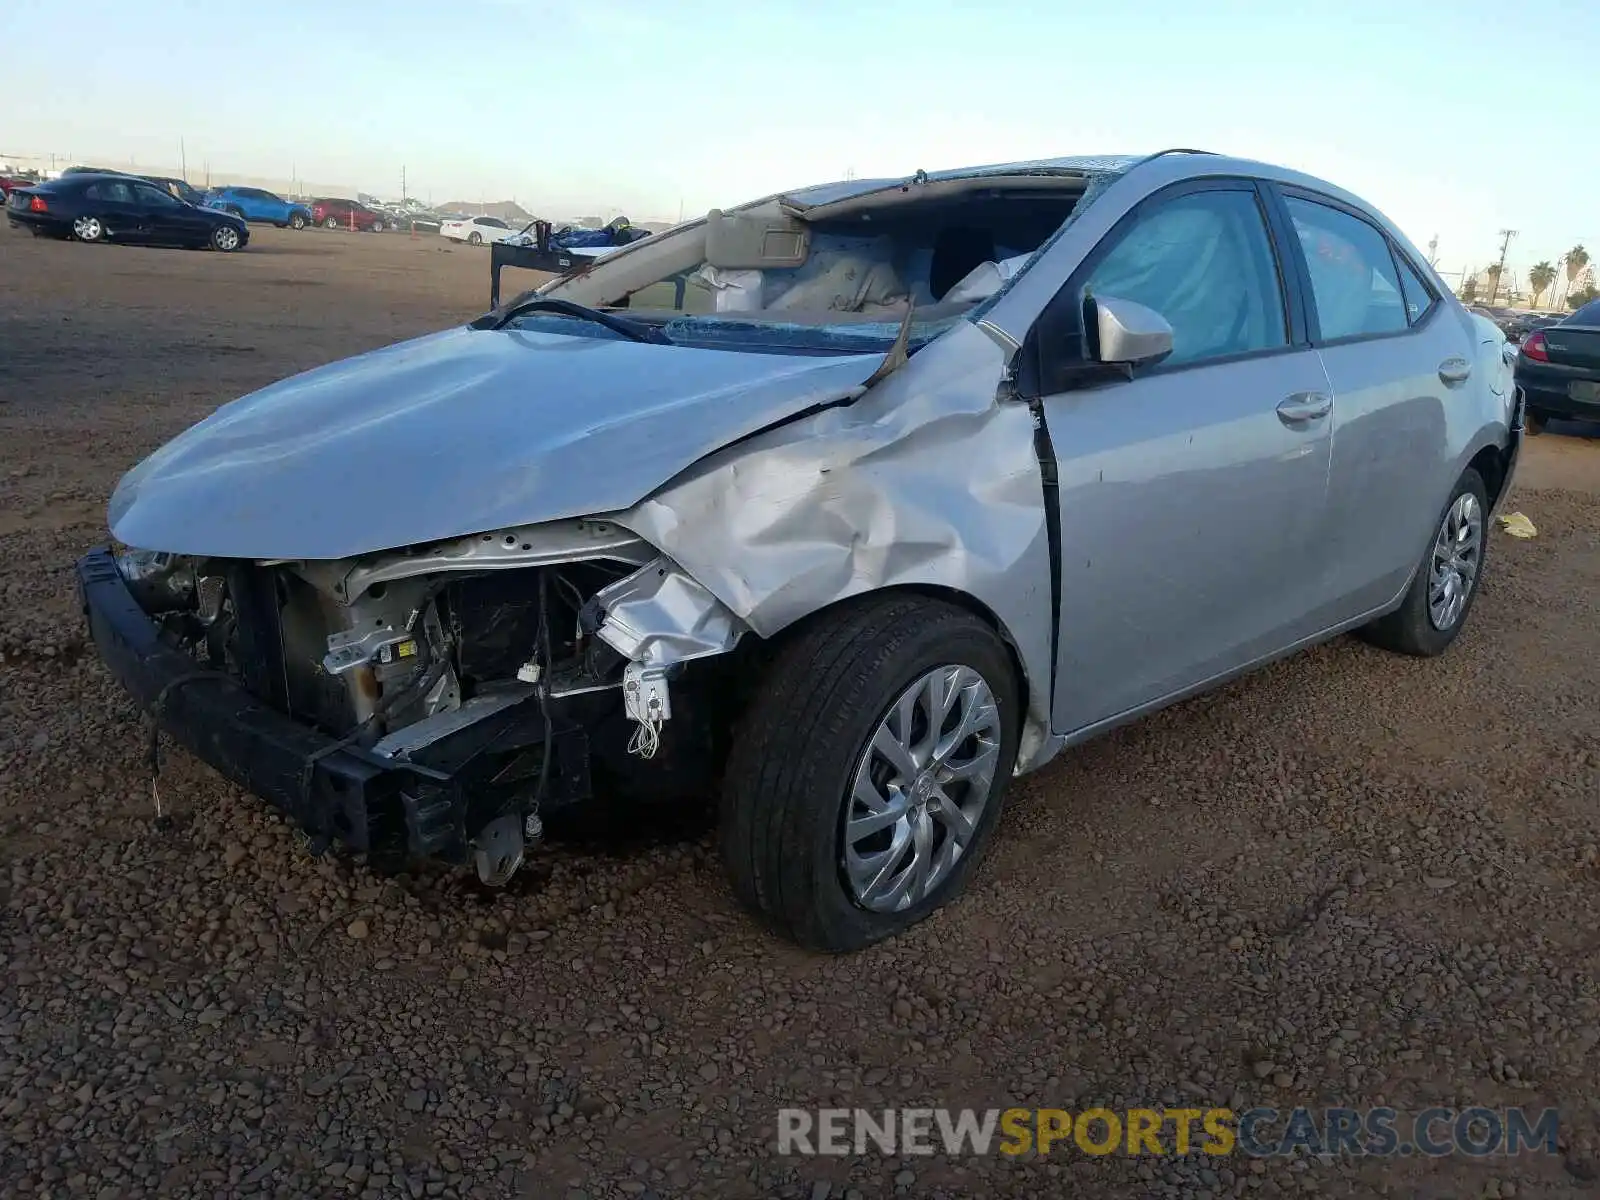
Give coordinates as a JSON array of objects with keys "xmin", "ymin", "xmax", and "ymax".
[{"xmin": 440, "ymin": 215, "xmax": 517, "ymax": 246}]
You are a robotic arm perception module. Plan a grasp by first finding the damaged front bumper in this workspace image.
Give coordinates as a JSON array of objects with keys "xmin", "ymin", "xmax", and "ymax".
[{"xmin": 75, "ymin": 547, "xmax": 590, "ymax": 865}]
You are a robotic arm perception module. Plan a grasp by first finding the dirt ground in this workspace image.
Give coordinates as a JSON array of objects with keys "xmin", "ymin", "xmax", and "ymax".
[{"xmin": 2, "ymin": 225, "xmax": 1598, "ymax": 1200}]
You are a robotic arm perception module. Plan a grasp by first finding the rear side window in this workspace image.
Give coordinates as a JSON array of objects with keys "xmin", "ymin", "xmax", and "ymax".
[
  {"xmin": 1082, "ymin": 189, "xmax": 1288, "ymax": 367},
  {"xmin": 85, "ymin": 181, "xmax": 135, "ymax": 203},
  {"xmin": 1285, "ymin": 198, "xmax": 1407, "ymax": 340},
  {"xmin": 1569, "ymin": 300, "xmax": 1600, "ymax": 325},
  {"xmin": 1393, "ymin": 254, "xmax": 1437, "ymax": 325}
]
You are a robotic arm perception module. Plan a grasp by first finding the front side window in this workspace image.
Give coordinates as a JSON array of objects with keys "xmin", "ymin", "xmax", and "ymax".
[
  {"xmin": 1082, "ymin": 188, "xmax": 1288, "ymax": 367},
  {"xmin": 134, "ymin": 184, "xmax": 181, "ymax": 208},
  {"xmin": 1285, "ymin": 197, "xmax": 1408, "ymax": 340}
]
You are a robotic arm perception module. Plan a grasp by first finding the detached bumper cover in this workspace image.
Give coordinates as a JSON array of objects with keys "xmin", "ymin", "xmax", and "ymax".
[{"xmin": 75, "ymin": 547, "xmax": 465, "ymax": 861}]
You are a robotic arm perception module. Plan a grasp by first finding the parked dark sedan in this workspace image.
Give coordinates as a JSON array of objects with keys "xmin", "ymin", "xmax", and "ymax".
[
  {"xmin": 5, "ymin": 173, "xmax": 249, "ymax": 251},
  {"xmin": 1515, "ymin": 299, "xmax": 1600, "ymax": 432}
]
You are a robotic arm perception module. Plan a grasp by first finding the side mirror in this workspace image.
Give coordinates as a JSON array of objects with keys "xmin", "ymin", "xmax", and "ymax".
[{"xmin": 1090, "ymin": 295, "xmax": 1174, "ymax": 366}]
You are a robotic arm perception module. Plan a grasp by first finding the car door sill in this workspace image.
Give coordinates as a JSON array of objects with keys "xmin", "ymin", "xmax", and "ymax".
[{"xmin": 1054, "ymin": 598, "xmax": 1403, "ymax": 752}]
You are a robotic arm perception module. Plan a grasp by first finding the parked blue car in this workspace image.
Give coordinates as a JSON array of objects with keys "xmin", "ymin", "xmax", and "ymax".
[{"xmin": 203, "ymin": 186, "xmax": 311, "ymax": 229}]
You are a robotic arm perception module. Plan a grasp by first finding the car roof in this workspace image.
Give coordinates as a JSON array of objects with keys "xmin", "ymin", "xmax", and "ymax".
[
  {"xmin": 777, "ymin": 149, "xmax": 1392, "ymax": 229},
  {"xmin": 782, "ymin": 153, "xmax": 1150, "ymax": 208}
]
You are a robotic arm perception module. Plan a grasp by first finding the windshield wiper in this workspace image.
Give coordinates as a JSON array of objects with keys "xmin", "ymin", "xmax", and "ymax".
[{"xmin": 471, "ymin": 297, "xmax": 671, "ymax": 345}]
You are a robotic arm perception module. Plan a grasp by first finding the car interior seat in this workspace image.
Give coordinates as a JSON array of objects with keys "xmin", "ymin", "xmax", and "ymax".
[{"xmin": 928, "ymin": 226, "xmax": 998, "ymax": 301}]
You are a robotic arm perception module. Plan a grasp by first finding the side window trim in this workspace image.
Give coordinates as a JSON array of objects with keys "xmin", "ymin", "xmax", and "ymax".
[
  {"xmin": 1020, "ymin": 176, "xmax": 1307, "ymax": 397},
  {"xmin": 1387, "ymin": 242, "xmax": 1439, "ymax": 328},
  {"xmin": 1265, "ymin": 183, "xmax": 1429, "ymax": 347}
]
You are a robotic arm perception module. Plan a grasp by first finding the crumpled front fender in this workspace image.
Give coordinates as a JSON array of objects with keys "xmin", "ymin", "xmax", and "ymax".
[{"xmin": 612, "ymin": 320, "xmax": 1060, "ymax": 771}]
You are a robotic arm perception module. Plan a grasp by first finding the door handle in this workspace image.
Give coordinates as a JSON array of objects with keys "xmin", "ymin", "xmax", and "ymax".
[
  {"xmin": 1438, "ymin": 357, "xmax": 1472, "ymax": 386},
  {"xmin": 1275, "ymin": 391, "xmax": 1332, "ymax": 425}
]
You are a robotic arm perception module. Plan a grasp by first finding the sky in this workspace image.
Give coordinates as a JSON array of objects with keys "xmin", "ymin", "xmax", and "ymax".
[{"xmin": 3, "ymin": 0, "xmax": 1596, "ymax": 291}]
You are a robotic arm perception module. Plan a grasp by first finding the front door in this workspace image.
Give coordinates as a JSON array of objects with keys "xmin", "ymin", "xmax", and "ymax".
[
  {"xmin": 1035, "ymin": 182, "xmax": 1337, "ymax": 735},
  {"xmin": 131, "ymin": 182, "xmax": 208, "ymax": 245}
]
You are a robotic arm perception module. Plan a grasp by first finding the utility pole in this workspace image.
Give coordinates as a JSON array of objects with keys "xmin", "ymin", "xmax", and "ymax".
[
  {"xmin": 1490, "ymin": 229, "xmax": 1516, "ymax": 303},
  {"xmin": 401, "ymin": 164, "xmax": 406, "ymax": 203},
  {"xmin": 180, "ymin": 137, "xmax": 187, "ymax": 182}
]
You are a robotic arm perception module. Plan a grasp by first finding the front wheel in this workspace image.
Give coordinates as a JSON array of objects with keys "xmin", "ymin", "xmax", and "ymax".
[
  {"xmin": 720, "ymin": 595, "xmax": 1021, "ymax": 951},
  {"xmin": 72, "ymin": 215, "xmax": 105, "ymax": 242},
  {"xmin": 289, "ymin": 212, "xmax": 307, "ymax": 230},
  {"xmin": 210, "ymin": 224, "xmax": 242, "ymax": 252},
  {"xmin": 323, "ymin": 216, "xmax": 340, "ymax": 229},
  {"xmin": 1359, "ymin": 467, "xmax": 1489, "ymax": 657},
  {"xmin": 467, "ymin": 231, "xmax": 483, "ymax": 245},
  {"xmin": 370, "ymin": 220, "xmax": 384, "ymax": 233}
]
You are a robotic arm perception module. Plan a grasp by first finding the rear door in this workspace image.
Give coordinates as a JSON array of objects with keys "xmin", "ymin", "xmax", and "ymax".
[
  {"xmin": 1030, "ymin": 179, "xmax": 1338, "ymax": 734},
  {"xmin": 83, "ymin": 180, "xmax": 146, "ymax": 240},
  {"xmin": 1269, "ymin": 188, "xmax": 1473, "ymax": 622}
]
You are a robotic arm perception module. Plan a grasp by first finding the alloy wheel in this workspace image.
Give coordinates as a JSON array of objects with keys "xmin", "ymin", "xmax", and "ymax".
[
  {"xmin": 1428, "ymin": 492, "xmax": 1482, "ymax": 631},
  {"xmin": 842, "ymin": 664, "xmax": 1001, "ymax": 913},
  {"xmin": 72, "ymin": 216, "xmax": 103, "ymax": 241}
]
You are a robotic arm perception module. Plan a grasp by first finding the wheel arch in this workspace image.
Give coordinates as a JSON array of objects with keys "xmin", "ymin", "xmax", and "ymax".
[
  {"xmin": 1466, "ymin": 436, "xmax": 1515, "ymax": 514},
  {"xmin": 754, "ymin": 582, "xmax": 1035, "ymax": 736}
]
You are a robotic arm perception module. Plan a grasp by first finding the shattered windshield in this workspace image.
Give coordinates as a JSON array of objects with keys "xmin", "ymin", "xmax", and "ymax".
[{"xmin": 529, "ymin": 174, "xmax": 1112, "ymax": 349}]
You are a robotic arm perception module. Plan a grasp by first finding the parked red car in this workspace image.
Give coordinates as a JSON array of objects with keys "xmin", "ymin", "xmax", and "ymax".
[
  {"xmin": 1, "ymin": 176, "xmax": 40, "ymax": 199},
  {"xmin": 310, "ymin": 197, "xmax": 386, "ymax": 232}
]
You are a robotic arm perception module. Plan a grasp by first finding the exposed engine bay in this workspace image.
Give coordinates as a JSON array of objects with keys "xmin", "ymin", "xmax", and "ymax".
[{"xmin": 113, "ymin": 518, "xmax": 747, "ymax": 886}]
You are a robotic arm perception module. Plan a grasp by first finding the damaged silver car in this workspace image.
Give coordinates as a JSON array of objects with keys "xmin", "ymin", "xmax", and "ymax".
[{"xmin": 79, "ymin": 150, "xmax": 1523, "ymax": 951}]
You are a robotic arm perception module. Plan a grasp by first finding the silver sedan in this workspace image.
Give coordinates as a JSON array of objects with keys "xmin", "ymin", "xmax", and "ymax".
[{"xmin": 83, "ymin": 150, "xmax": 1522, "ymax": 951}]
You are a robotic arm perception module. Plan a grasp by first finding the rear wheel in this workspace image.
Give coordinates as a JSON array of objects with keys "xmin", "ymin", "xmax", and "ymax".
[
  {"xmin": 1360, "ymin": 467, "xmax": 1489, "ymax": 657},
  {"xmin": 720, "ymin": 595, "xmax": 1021, "ymax": 951},
  {"xmin": 71, "ymin": 215, "xmax": 105, "ymax": 242},
  {"xmin": 323, "ymin": 216, "xmax": 340, "ymax": 229},
  {"xmin": 289, "ymin": 212, "xmax": 307, "ymax": 230},
  {"xmin": 467, "ymin": 231, "xmax": 483, "ymax": 246},
  {"xmin": 370, "ymin": 219, "xmax": 384, "ymax": 233}
]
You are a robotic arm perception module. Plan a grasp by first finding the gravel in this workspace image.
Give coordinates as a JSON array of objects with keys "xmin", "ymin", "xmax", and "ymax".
[{"xmin": 2, "ymin": 227, "xmax": 1599, "ymax": 1198}]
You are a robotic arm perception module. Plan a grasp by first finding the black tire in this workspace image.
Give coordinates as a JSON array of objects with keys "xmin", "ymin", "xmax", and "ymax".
[
  {"xmin": 1360, "ymin": 467, "xmax": 1489, "ymax": 657},
  {"xmin": 210, "ymin": 224, "xmax": 242, "ymax": 253},
  {"xmin": 467, "ymin": 231, "xmax": 483, "ymax": 246},
  {"xmin": 227, "ymin": 206, "xmax": 245, "ymax": 219},
  {"xmin": 289, "ymin": 212, "xmax": 307, "ymax": 230},
  {"xmin": 370, "ymin": 220, "xmax": 384, "ymax": 233},
  {"xmin": 720, "ymin": 594, "xmax": 1021, "ymax": 952},
  {"xmin": 323, "ymin": 216, "xmax": 340, "ymax": 229}
]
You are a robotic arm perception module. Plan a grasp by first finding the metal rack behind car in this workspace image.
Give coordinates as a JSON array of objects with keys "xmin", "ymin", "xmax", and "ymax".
[{"xmin": 488, "ymin": 221, "xmax": 594, "ymax": 308}]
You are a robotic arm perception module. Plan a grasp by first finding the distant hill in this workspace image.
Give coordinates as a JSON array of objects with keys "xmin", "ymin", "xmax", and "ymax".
[{"xmin": 439, "ymin": 200, "xmax": 534, "ymax": 222}]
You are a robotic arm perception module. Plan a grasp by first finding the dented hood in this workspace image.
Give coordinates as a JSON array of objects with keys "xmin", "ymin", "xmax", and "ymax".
[{"xmin": 108, "ymin": 325, "xmax": 881, "ymax": 560}]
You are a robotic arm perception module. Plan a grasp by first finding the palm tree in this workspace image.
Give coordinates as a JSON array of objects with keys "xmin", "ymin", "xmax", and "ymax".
[
  {"xmin": 1529, "ymin": 261, "xmax": 1557, "ymax": 307},
  {"xmin": 1485, "ymin": 262, "xmax": 1504, "ymax": 302},
  {"xmin": 1561, "ymin": 244, "xmax": 1589, "ymax": 306}
]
